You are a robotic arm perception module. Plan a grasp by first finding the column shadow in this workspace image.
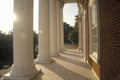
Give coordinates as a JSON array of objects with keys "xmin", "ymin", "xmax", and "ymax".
[
  {"xmin": 40, "ymin": 62, "xmax": 91, "ymax": 80},
  {"xmin": 55, "ymin": 55, "xmax": 90, "ymax": 69},
  {"xmin": 33, "ymin": 70, "xmax": 44, "ymax": 80},
  {"xmin": 62, "ymin": 51, "xmax": 83, "ymax": 58}
]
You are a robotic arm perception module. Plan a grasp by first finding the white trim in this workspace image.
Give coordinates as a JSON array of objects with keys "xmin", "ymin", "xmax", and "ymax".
[
  {"xmin": 88, "ymin": 64, "xmax": 100, "ymax": 80},
  {"xmin": 90, "ymin": 53, "xmax": 99, "ymax": 64},
  {"xmin": 89, "ymin": 0, "xmax": 99, "ymax": 63}
]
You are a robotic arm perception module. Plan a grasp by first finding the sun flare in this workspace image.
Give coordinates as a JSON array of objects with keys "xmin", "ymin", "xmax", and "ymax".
[{"xmin": 13, "ymin": 14, "xmax": 17, "ymax": 21}]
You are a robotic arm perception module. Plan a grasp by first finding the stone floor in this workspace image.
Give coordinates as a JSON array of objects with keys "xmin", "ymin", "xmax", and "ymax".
[
  {"xmin": 35, "ymin": 51, "xmax": 97, "ymax": 80},
  {"xmin": 0, "ymin": 49, "xmax": 97, "ymax": 80}
]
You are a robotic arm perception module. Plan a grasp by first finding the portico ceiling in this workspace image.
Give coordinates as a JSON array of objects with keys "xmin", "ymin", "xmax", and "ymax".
[{"xmin": 64, "ymin": 0, "xmax": 77, "ymax": 3}]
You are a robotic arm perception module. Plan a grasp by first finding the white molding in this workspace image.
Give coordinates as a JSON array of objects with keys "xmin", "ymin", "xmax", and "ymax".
[
  {"xmin": 88, "ymin": 64, "xmax": 100, "ymax": 80},
  {"xmin": 90, "ymin": 53, "xmax": 99, "ymax": 64}
]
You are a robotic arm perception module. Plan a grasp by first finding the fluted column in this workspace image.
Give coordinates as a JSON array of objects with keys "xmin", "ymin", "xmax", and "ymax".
[
  {"xmin": 57, "ymin": 0, "xmax": 61, "ymax": 53},
  {"xmin": 60, "ymin": 2, "xmax": 64, "ymax": 52},
  {"xmin": 82, "ymin": 11, "xmax": 86, "ymax": 59},
  {"xmin": 36, "ymin": 0, "xmax": 53, "ymax": 63},
  {"xmin": 78, "ymin": 18, "xmax": 82, "ymax": 52},
  {"xmin": 50, "ymin": 0, "xmax": 59, "ymax": 57},
  {"xmin": 2, "ymin": 0, "xmax": 39, "ymax": 80}
]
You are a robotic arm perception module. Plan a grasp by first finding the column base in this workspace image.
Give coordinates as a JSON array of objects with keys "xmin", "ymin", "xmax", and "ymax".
[
  {"xmin": 60, "ymin": 49, "xmax": 64, "ymax": 53},
  {"xmin": 1, "ymin": 70, "xmax": 41, "ymax": 80},
  {"xmin": 51, "ymin": 54, "xmax": 60, "ymax": 57},
  {"xmin": 1, "ymin": 64, "xmax": 40, "ymax": 80},
  {"xmin": 57, "ymin": 50, "xmax": 61, "ymax": 53},
  {"xmin": 35, "ymin": 58, "xmax": 54, "ymax": 64}
]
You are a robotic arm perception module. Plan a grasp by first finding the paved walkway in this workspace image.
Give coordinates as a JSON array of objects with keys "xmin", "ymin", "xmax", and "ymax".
[
  {"xmin": 0, "ymin": 50, "xmax": 97, "ymax": 80},
  {"xmin": 35, "ymin": 51, "xmax": 97, "ymax": 80}
]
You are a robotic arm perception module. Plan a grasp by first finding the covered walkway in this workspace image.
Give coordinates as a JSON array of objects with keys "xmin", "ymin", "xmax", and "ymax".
[
  {"xmin": 0, "ymin": 51, "xmax": 97, "ymax": 80},
  {"xmin": 35, "ymin": 51, "xmax": 97, "ymax": 80}
]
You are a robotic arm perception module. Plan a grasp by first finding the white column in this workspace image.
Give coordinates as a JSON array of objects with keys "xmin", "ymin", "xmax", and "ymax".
[
  {"xmin": 78, "ymin": 18, "xmax": 82, "ymax": 52},
  {"xmin": 50, "ymin": 0, "xmax": 59, "ymax": 57},
  {"xmin": 60, "ymin": 3, "xmax": 64, "ymax": 52},
  {"xmin": 57, "ymin": 0, "xmax": 61, "ymax": 53},
  {"xmin": 36, "ymin": 0, "xmax": 53, "ymax": 63},
  {"xmin": 3, "ymin": 0, "xmax": 39, "ymax": 80},
  {"xmin": 82, "ymin": 11, "xmax": 86, "ymax": 59}
]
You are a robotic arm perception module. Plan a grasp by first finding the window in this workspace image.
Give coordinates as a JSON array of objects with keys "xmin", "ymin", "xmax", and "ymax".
[{"xmin": 89, "ymin": 0, "xmax": 99, "ymax": 63}]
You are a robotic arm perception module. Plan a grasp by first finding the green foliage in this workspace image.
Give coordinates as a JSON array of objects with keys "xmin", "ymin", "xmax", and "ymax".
[
  {"xmin": 0, "ymin": 31, "xmax": 38, "ymax": 69},
  {"xmin": 0, "ymin": 31, "xmax": 13, "ymax": 69},
  {"xmin": 64, "ymin": 22, "xmax": 74, "ymax": 44},
  {"xmin": 64, "ymin": 21, "xmax": 78, "ymax": 44}
]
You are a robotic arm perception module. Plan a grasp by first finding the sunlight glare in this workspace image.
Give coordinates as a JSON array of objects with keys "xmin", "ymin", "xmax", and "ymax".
[
  {"xmin": 13, "ymin": 14, "xmax": 17, "ymax": 21},
  {"xmin": 34, "ymin": 0, "xmax": 39, "ymax": 33}
]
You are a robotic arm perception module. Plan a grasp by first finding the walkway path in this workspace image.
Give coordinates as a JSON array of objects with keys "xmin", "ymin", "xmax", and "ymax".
[{"xmin": 35, "ymin": 51, "xmax": 97, "ymax": 80}]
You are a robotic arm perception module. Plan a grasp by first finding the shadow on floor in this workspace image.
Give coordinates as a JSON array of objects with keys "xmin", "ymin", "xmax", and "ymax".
[
  {"xmin": 35, "ymin": 51, "xmax": 97, "ymax": 80},
  {"xmin": 33, "ymin": 70, "xmax": 44, "ymax": 80},
  {"xmin": 56, "ymin": 55, "xmax": 90, "ymax": 69},
  {"xmin": 62, "ymin": 51, "xmax": 83, "ymax": 58},
  {"xmin": 39, "ymin": 62, "xmax": 90, "ymax": 80}
]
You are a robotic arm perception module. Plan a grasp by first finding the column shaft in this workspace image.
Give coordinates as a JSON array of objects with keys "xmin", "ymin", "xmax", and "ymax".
[
  {"xmin": 57, "ymin": 0, "xmax": 61, "ymax": 53},
  {"xmin": 3, "ymin": 0, "xmax": 38, "ymax": 79},
  {"xmin": 78, "ymin": 19, "xmax": 82, "ymax": 52},
  {"xmin": 60, "ymin": 5, "xmax": 64, "ymax": 52},
  {"xmin": 36, "ymin": 0, "xmax": 52, "ymax": 63},
  {"xmin": 50, "ymin": 0, "xmax": 59, "ymax": 57}
]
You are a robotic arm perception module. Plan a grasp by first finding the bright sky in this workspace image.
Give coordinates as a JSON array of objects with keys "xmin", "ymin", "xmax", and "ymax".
[
  {"xmin": 63, "ymin": 3, "xmax": 78, "ymax": 27},
  {"xmin": 0, "ymin": 1, "xmax": 78, "ymax": 33},
  {"xmin": 0, "ymin": 0, "xmax": 14, "ymax": 33}
]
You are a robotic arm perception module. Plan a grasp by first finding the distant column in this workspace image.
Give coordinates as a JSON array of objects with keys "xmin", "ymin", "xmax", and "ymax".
[
  {"xmin": 78, "ymin": 18, "xmax": 82, "ymax": 52},
  {"xmin": 3, "ymin": 0, "xmax": 39, "ymax": 79},
  {"xmin": 50, "ymin": 0, "xmax": 59, "ymax": 57},
  {"xmin": 57, "ymin": 0, "xmax": 61, "ymax": 53},
  {"xmin": 60, "ymin": 2, "xmax": 64, "ymax": 52},
  {"xmin": 36, "ymin": 0, "xmax": 53, "ymax": 63}
]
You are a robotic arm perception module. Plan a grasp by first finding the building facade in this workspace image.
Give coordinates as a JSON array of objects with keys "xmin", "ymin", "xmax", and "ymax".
[{"xmin": 78, "ymin": 0, "xmax": 120, "ymax": 80}]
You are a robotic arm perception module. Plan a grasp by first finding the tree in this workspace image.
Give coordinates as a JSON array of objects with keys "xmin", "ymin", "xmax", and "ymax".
[
  {"xmin": 0, "ymin": 31, "xmax": 39, "ymax": 69},
  {"xmin": 67, "ymin": 16, "xmax": 79, "ymax": 45},
  {"xmin": 0, "ymin": 31, "xmax": 13, "ymax": 69},
  {"xmin": 64, "ymin": 22, "xmax": 74, "ymax": 44}
]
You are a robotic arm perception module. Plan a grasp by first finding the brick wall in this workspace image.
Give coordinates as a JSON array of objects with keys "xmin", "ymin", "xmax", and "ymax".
[{"xmin": 99, "ymin": 0, "xmax": 120, "ymax": 80}]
